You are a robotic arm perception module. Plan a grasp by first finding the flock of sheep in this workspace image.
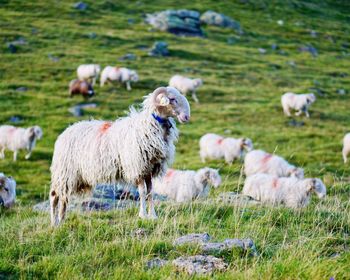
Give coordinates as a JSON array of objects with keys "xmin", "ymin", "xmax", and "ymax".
[{"xmin": 0, "ymin": 62, "xmax": 348, "ymax": 226}]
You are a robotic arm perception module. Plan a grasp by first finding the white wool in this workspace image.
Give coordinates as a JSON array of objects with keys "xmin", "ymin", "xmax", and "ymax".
[
  {"xmin": 100, "ymin": 66, "xmax": 139, "ymax": 90},
  {"xmin": 342, "ymin": 133, "xmax": 350, "ymax": 163},
  {"xmin": 242, "ymin": 173, "xmax": 326, "ymax": 208},
  {"xmin": 169, "ymin": 75, "xmax": 203, "ymax": 103},
  {"xmin": 77, "ymin": 64, "xmax": 101, "ymax": 85},
  {"xmin": 0, "ymin": 125, "xmax": 43, "ymax": 161},
  {"xmin": 244, "ymin": 150, "xmax": 304, "ymax": 179},
  {"xmin": 199, "ymin": 133, "xmax": 253, "ymax": 164},
  {"xmin": 281, "ymin": 92, "xmax": 316, "ymax": 118},
  {"xmin": 50, "ymin": 86, "xmax": 190, "ymax": 225},
  {"xmin": 153, "ymin": 167, "xmax": 222, "ymax": 202},
  {"xmin": 0, "ymin": 173, "xmax": 16, "ymax": 208}
]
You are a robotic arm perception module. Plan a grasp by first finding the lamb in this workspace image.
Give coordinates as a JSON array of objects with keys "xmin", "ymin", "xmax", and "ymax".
[
  {"xmin": 77, "ymin": 64, "xmax": 101, "ymax": 86},
  {"xmin": 342, "ymin": 133, "xmax": 350, "ymax": 163},
  {"xmin": 153, "ymin": 167, "xmax": 222, "ymax": 202},
  {"xmin": 169, "ymin": 75, "xmax": 203, "ymax": 103},
  {"xmin": 0, "ymin": 125, "xmax": 43, "ymax": 161},
  {"xmin": 0, "ymin": 173, "xmax": 16, "ymax": 208},
  {"xmin": 242, "ymin": 173, "xmax": 326, "ymax": 208},
  {"xmin": 281, "ymin": 92, "xmax": 316, "ymax": 118},
  {"xmin": 100, "ymin": 66, "xmax": 139, "ymax": 90},
  {"xmin": 69, "ymin": 79, "xmax": 94, "ymax": 99},
  {"xmin": 199, "ymin": 133, "xmax": 253, "ymax": 164},
  {"xmin": 50, "ymin": 86, "xmax": 190, "ymax": 225},
  {"xmin": 244, "ymin": 150, "xmax": 304, "ymax": 179}
]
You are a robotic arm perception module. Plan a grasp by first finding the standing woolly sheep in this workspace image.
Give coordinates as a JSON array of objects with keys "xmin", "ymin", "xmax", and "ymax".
[
  {"xmin": 0, "ymin": 125, "xmax": 43, "ymax": 161},
  {"xmin": 342, "ymin": 133, "xmax": 350, "ymax": 163},
  {"xmin": 199, "ymin": 133, "xmax": 253, "ymax": 164},
  {"xmin": 50, "ymin": 86, "xmax": 190, "ymax": 225},
  {"xmin": 244, "ymin": 150, "xmax": 304, "ymax": 179},
  {"xmin": 0, "ymin": 173, "xmax": 16, "ymax": 208},
  {"xmin": 77, "ymin": 64, "xmax": 101, "ymax": 86},
  {"xmin": 69, "ymin": 79, "xmax": 94, "ymax": 99},
  {"xmin": 100, "ymin": 66, "xmax": 139, "ymax": 90},
  {"xmin": 281, "ymin": 92, "xmax": 316, "ymax": 118},
  {"xmin": 153, "ymin": 167, "xmax": 222, "ymax": 202},
  {"xmin": 169, "ymin": 75, "xmax": 203, "ymax": 103},
  {"xmin": 242, "ymin": 173, "xmax": 326, "ymax": 208}
]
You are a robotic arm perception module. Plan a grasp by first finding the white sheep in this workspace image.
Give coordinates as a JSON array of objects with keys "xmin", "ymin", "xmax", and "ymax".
[
  {"xmin": 242, "ymin": 173, "xmax": 326, "ymax": 208},
  {"xmin": 0, "ymin": 125, "xmax": 43, "ymax": 161},
  {"xmin": 244, "ymin": 150, "xmax": 304, "ymax": 179},
  {"xmin": 199, "ymin": 133, "xmax": 253, "ymax": 164},
  {"xmin": 100, "ymin": 66, "xmax": 139, "ymax": 90},
  {"xmin": 342, "ymin": 133, "xmax": 350, "ymax": 163},
  {"xmin": 50, "ymin": 86, "xmax": 190, "ymax": 225},
  {"xmin": 77, "ymin": 64, "xmax": 101, "ymax": 86},
  {"xmin": 153, "ymin": 167, "xmax": 222, "ymax": 202},
  {"xmin": 169, "ymin": 75, "xmax": 203, "ymax": 103},
  {"xmin": 0, "ymin": 173, "xmax": 16, "ymax": 208},
  {"xmin": 281, "ymin": 92, "xmax": 316, "ymax": 118}
]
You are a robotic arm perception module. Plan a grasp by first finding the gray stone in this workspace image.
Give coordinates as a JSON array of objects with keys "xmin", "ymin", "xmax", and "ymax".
[
  {"xmin": 146, "ymin": 258, "xmax": 168, "ymax": 269},
  {"xmin": 337, "ymin": 89, "xmax": 346, "ymax": 95},
  {"xmin": 299, "ymin": 44, "xmax": 318, "ymax": 57},
  {"xmin": 201, "ymin": 238, "xmax": 258, "ymax": 256},
  {"xmin": 173, "ymin": 233, "xmax": 211, "ymax": 246},
  {"xmin": 288, "ymin": 119, "xmax": 305, "ymax": 127},
  {"xmin": 149, "ymin": 41, "xmax": 169, "ymax": 57},
  {"xmin": 217, "ymin": 192, "xmax": 260, "ymax": 206},
  {"xmin": 131, "ymin": 228, "xmax": 147, "ymax": 239},
  {"xmin": 271, "ymin": 44, "xmax": 279, "ymax": 50},
  {"xmin": 310, "ymin": 30, "xmax": 317, "ymax": 38},
  {"xmin": 69, "ymin": 103, "xmax": 97, "ymax": 117},
  {"xmin": 258, "ymin": 48, "xmax": 267, "ymax": 54},
  {"xmin": 172, "ymin": 255, "xmax": 227, "ymax": 275},
  {"xmin": 145, "ymin": 10, "xmax": 203, "ymax": 37},
  {"xmin": 73, "ymin": 2, "xmax": 88, "ymax": 10},
  {"xmin": 287, "ymin": 60, "xmax": 296, "ymax": 67},
  {"xmin": 200, "ymin": 11, "xmax": 242, "ymax": 32},
  {"xmin": 16, "ymin": 87, "xmax": 27, "ymax": 92},
  {"xmin": 87, "ymin": 32, "xmax": 97, "ymax": 39},
  {"xmin": 119, "ymin": 53, "xmax": 137, "ymax": 61},
  {"xmin": 7, "ymin": 44, "xmax": 17, "ymax": 53},
  {"xmin": 9, "ymin": 116, "xmax": 22, "ymax": 123},
  {"xmin": 48, "ymin": 54, "xmax": 60, "ymax": 62}
]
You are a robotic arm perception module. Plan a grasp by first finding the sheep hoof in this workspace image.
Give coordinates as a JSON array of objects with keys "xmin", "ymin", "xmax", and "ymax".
[
  {"xmin": 139, "ymin": 212, "xmax": 148, "ymax": 219},
  {"xmin": 148, "ymin": 213, "xmax": 158, "ymax": 220},
  {"xmin": 25, "ymin": 155, "xmax": 31, "ymax": 160}
]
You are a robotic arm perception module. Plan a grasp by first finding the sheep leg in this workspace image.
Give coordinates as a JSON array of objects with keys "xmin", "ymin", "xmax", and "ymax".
[
  {"xmin": 58, "ymin": 196, "xmax": 68, "ymax": 224},
  {"xmin": 191, "ymin": 91, "xmax": 199, "ymax": 103},
  {"xmin": 138, "ymin": 181, "xmax": 148, "ymax": 219},
  {"xmin": 343, "ymin": 149, "xmax": 348, "ymax": 163},
  {"xmin": 145, "ymin": 176, "xmax": 157, "ymax": 219},
  {"xmin": 126, "ymin": 81, "xmax": 131, "ymax": 91},
  {"xmin": 200, "ymin": 150, "xmax": 206, "ymax": 163},
  {"xmin": 13, "ymin": 150, "xmax": 18, "ymax": 161},
  {"xmin": 295, "ymin": 110, "xmax": 302, "ymax": 116},
  {"xmin": 283, "ymin": 107, "xmax": 291, "ymax": 116},
  {"xmin": 25, "ymin": 151, "xmax": 32, "ymax": 160},
  {"xmin": 0, "ymin": 147, "xmax": 5, "ymax": 159},
  {"xmin": 92, "ymin": 77, "xmax": 96, "ymax": 86},
  {"xmin": 304, "ymin": 110, "xmax": 310, "ymax": 118},
  {"xmin": 50, "ymin": 190, "xmax": 59, "ymax": 226}
]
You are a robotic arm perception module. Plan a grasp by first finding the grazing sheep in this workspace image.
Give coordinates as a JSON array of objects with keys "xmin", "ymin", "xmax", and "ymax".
[
  {"xmin": 342, "ymin": 133, "xmax": 350, "ymax": 163},
  {"xmin": 50, "ymin": 86, "xmax": 190, "ymax": 225},
  {"xmin": 281, "ymin": 92, "xmax": 316, "ymax": 118},
  {"xmin": 77, "ymin": 64, "xmax": 101, "ymax": 86},
  {"xmin": 100, "ymin": 66, "xmax": 139, "ymax": 91},
  {"xmin": 169, "ymin": 75, "xmax": 203, "ymax": 103},
  {"xmin": 0, "ymin": 173, "xmax": 16, "ymax": 208},
  {"xmin": 153, "ymin": 167, "xmax": 222, "ymax": 202},
  {"xmin": 69, "ymin": 79, "xmax": 94, "ymax": 99},
  {"xmin": 242, "ymin": 173, "xmax": 326, "ymax": 208},
  {"xmin": 0, "ymin": 125, "xmax": 43, "ymax": 161},
  {"xmin": 199, "ymin": 133, "xmax": 253, "ymax": 164},
  {"xmin": 244, "ymin": 150, "xmax": 304, "ymax": 179}
]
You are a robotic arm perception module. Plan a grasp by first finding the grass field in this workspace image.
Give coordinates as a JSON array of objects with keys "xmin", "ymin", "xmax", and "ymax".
[{"xmin": 0, "ymin": 0, "xmax": 350, "ymax": 278}]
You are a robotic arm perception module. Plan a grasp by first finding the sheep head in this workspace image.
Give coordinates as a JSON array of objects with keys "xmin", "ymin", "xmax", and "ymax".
[
  {"xmin": 0, "ymin": 174, "xmax": 16, "ymax": 208},
  {"xmin": 289, "ymin": 167, "xmax": 304, "ymax": 179},
  {"xmin": 198, "ymin": 167, "xmax": 222, "ymax": 188},
  {"xmin": 306, "ymin": 93, "xmax": 316, "ymax": 104},
  {"xmin": 29, "ymin": 126, "xmax": 43, "ymax": 140},
  {"xmin": 307, "ymin": 178, "xmax": 326, "ymax": 199},
  {"xmin": 152, "ymin": 86, "xmax": 190, "ymax": 123},
  {"xmin": 130, "ymin": 71, "xmax": 139, "ymax": 82},
  {"xmin": 193, "ymin": 78, "xmax": 203, "ymax": 88},
  {"xmin": 240, "ymin": 138, "xmax": 253, "ymax": 151}
]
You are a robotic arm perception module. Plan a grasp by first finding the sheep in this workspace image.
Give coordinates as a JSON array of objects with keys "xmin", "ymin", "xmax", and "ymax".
[
  {"xmin": 0, "ymin": 173, "xmax": 16, "ymax": 208},
  {"xmin": 342, "ymin": 133, "xmax": 350, "ymax": 163},
  {"xmin": 153, "ymin": 167, "xmax": 222, "ymax": 202},
  {"xmin": 281, "ymin": 92, "xmax": 316, "ymax": 118},
  {"xmin": 199, "ymin": 133, "xmax": 253, "ymax": 164},
  {"xmin": 244, "ymin": 150, "xmax": 304, "ymax": 179},
  {"xmin": 77, "ymin": 64, "xmax": 101, "ymax": 86},
  {"xmin": 100, "ymin": 66, "xmax": 139, "ymax": 91},
  {"xmin": 242, "ymin": 173, "xmax": 326, "ymax": 208},
  {"xmin": 0, "ymin": 125, "xmax": 43, "ymax": 161},
  {"xmin": 69, "ymin": 79, "xmax": 94, "ymax": 99},
  {"xmin": 49, "ymin": 86, "xmax": 190, "ymax": 225},
  {"xmin": 169, "ymin": 75, "xmax": 203, "ymax": 103}
]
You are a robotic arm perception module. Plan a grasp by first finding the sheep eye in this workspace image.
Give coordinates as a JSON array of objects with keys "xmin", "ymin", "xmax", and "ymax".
[
  {"xmin": 169, "ymin": 98, "xmax": 177, "ymax": 104},
  {"xmin": 4, "ymin": 187, "xmax": 8, "ymax": 192}
]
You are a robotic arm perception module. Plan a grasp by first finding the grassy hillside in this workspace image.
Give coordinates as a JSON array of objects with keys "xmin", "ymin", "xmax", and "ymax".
[{"xmin": 0, "ymin": 0, "xmax": 349, "ymax": 278}]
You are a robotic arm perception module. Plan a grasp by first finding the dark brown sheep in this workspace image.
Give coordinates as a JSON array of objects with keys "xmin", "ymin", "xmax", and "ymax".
[{"xmin": 69, "ymin": 79, "xmax": 94, "ymax": 99}]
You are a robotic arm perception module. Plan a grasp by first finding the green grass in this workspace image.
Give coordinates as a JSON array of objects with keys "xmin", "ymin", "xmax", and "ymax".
[{"xmin": 0, "ymin": 0, "xmax": 350, "ymax": 278}]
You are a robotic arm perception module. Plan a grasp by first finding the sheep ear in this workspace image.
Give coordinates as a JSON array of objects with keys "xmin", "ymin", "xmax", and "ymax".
[
  {"xmin": 0, "ymin": 178, "xmax": 5, "ymax": 188},
  {"xmin": 154, "ymin": 87, "xmax": 170, "ymax": 106}
]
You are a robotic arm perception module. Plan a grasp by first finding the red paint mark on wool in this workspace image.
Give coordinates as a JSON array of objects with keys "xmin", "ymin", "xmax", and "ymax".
[
  {"xmin": 216, "ymin": 138, "xmax": 224, "ymax": 145},
  {"xmin": 261, "ymin": 154, "xmax": 273, "ymax": 165},
  {"xmin": 99, "ymin": 122, "xmax": 112, "ymax": 134},
  {"xmin": 272, "ymin": 178, "xmax": 279, "ymax": 188},
  {"xmin": 165, "ymin": 169, "xmax": 175, "ymax": 178}
]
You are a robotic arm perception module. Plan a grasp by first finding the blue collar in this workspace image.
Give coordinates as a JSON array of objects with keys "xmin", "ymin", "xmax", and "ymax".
[{"xmin": 152, "ymin": 113, "xmax": 168, "ymax": 124}]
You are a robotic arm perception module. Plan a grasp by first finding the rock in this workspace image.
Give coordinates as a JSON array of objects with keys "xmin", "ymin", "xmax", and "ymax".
[
  {"xmin": 73, "ymin": 2, "xmax": 88, "ymax": 10},
  {"xmin": 277, "ymin": 20, "xmax": 284, "ymax": 26},
  {"xmin": 48, "ymin": 54, "xmax": 60, "ymax": 62},
  {"xmin": 131, "ymin": 228, "xmax": 147, "ymax": 239},
  {"xmin": 224, "ymin": 129, "xmax": 231, "ymax": 134},
  {"xmin": 288, "ymin": 119, "xmax": 305, "ymax": 127},
  {"xmin": 7, "ymin": 44, "xmax": 17, "ymax": 53},
  {"xmin": 119, "ymin": 53, "xmax": 137, "ymax": 61},
  {"xmin": 227, "ymin": 36, "xmax": 237, "ymax": 45},
  {"xmin": 217, "ymin": 192, "xmax": 260, "ymax": 206},
  {"xmin": 87, "ymin": 32, "xmax": 97, "ymax": 39},
  {"xmin": 146, "ymin": 258, "xmax": 168, "ymax": 269},
  {"xmin": 145, "ymin": 10, "xmax": 203, "ymax": 37},
  {"xmin": 173, "ymin": 233, "xmax": 211, "ymax": 246},
  {"xmin": 309, "ymin": 87, "xmax": 326, "ymax": 96},
  {"xmin": 271, "ymin": 44, "xmax": 279, "ymax": 50},
  {"xmin": 81, "ymin": 200, "xmax": 112, "ymax": 211},
  {"xmin": 69, "ymin": 103, "xmax": 97, "ymax": 117},
  {"xmin": 149, "ymin": 41, "xmax": 169, "ymax": 57},
  {"xmin": 258, "ymin": 48, "xmax": 267, "ymax": 54},
  {"xmin": 172, "ymin": 255, "xmax": 227, "ymax": 275},
  {"xmin": 9, "ymin": 116, "xmax": 22, "ymax": 123},
  {"xmin": 202, "ymin": 238, "xmax": 257, "ymax": 256},
  {"xmin": 310, "ymin": 30, "xmax": 317, "ymax": 38},
  {"xmin": 299, "ymin": 44, "xmax": 318, "ymax": 57},
  {"xmin": 200, "ymin": 11, "xmax": 242, "ymax": 32},
  {"xmin": 287, "ymin": 60, "xmax": 296, "ymax": 67},
  {"xmin": 127, "ymin": 18, "xmax": 135, "ymax": 25},
  {"xmin": 337, "ymin": 89, "xmax": 346, "ymax": 95},
  {"xmin": 16, "ymin": 87, "xmax": 27, "ymax": 92},
  {"xmin": 93, "ymin": 184, "xmax": 139, "ymax": 201},
  {"xmin": 341, "ymin": 43, "xmax": 349, "ymax": 49}
]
